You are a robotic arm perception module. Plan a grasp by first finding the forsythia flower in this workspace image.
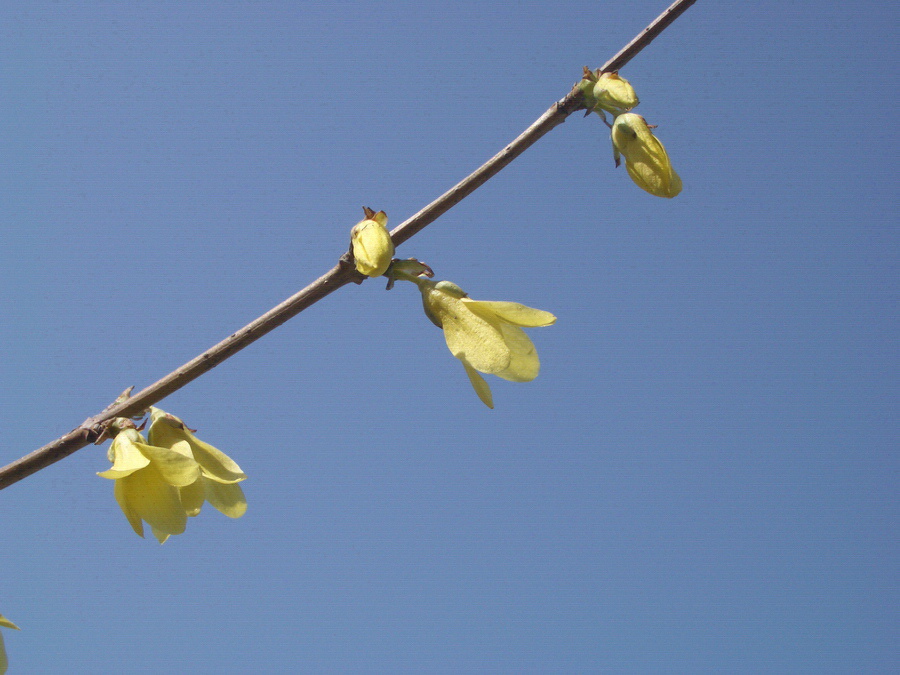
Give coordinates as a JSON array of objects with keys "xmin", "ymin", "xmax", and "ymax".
[
  {"xmin": 578, "ymin": 67, "xmax": 639, "ymax": 118},
  {"xmin": 98, "ymin": 426, "xmax": 200, "ymax": 543},
  {"xmin": 147, "ymin": 408, "xmax": 248, "ymax": 523},
  {"xmin": 611, "ymin": 112, "xmax": 682, "ymax": 198},
  {"xmin": 0, "ymin": 612, "xmax": 20, "ymax": 675},
  {"xmin": 418, "ymin": 279, "xmax": 556, "ymax": 408},
  {"xmin": 350, "ymin": 206, "xmax": 395, "ymax": 277}
]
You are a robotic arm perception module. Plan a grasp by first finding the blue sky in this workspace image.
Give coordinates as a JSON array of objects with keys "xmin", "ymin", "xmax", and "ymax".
[{"xmin": 1, "ymin": 1, "xmax": 897, "ymax": 672}]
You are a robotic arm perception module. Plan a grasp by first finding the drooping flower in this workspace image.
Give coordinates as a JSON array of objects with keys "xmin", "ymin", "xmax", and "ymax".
[
  {"xmin": 350, "ymin": 207, "xmax": 395, "ymax": 277},
  {"xmin": 147, "ymin": 408, "xmax": 247, "ymax": 523},
  {"xmin": 611, "ymin": 112, "xmax": 682, "ymax": 198},
  {"xmin": 98, "ymin": 425, "xmax": 200, "ymax": 543},
  {"xmin": 416, "ymin": 279, "xmax": 556, "ymax": 408},
  {"xmin": 578, "ymin": 67, "xmax": 639, "ymax": 119},
  {"xmin": 0, "ymin": 611, "xmax": 20, "ymax": 675}
]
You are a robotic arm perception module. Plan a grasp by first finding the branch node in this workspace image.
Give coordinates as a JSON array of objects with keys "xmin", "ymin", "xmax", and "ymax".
[{"xmin": 339, "ymin": 250, "xmax": 367, "ymax": 285}]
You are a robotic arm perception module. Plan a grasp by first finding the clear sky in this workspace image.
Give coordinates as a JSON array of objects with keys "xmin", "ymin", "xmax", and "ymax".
[{"xmin": 1, "ymin": 1, "xmax": 897, "ymax": 672}]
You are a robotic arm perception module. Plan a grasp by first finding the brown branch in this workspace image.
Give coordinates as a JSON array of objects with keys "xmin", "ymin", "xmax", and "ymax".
[
  {"xmin": 0, "ymin": 0, "xmax": 698, "ymax": 491},
  {"xmin": 601, "ymin": 0, "xmax": 698, "ymax": 73}
]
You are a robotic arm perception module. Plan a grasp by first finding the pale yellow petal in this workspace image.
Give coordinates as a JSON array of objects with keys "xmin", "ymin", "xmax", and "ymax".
[
  {"xmin": 166, "ymin": 439, "xmax": 195, "ymax": 460},
  {"xmin": 351, "ymin": 220, "xmax": 395, "ymax": 277},
  {"xmin": 625, "ymin": 154, "xmax": 681, "ymax": 198},
  {"xmin": 493, "ymin": 323, "xmax": 541, "ymax": 383},
  {"xmin": 592, "ymin": 72, "xmax": 638, "ymax": 114},
  {"xmin": 189, "ymin": 437, "xmax": 247, "ymax": 484},
  {"xmin": 120, "ymin": 466, "xmax": 187, "ymax": 537},
  {"xmin": 419, "ymin": 284, "xmax": 445, "ymax": 328},
  {"xmin": 179, "ymin": 479, "xmax": 205, "ymax": 517},
  {"xmin": 97, "ymin": 433, "xmax": 150, "ymax": 480},
  {"xmin": 611, "ymin": 113, "xmax": 639, "ymax": 154},
  {"xmin": 461, "ymin": 361, "xmax": 494, "ymax": 409},
  {"xmin": 149, "ymin": 411, "xmax": 245, "ymax": 484},
  {"xmin": 371, "ymin": 210, "xmax": 388, "ymax": 227},
  {"xmin": 613, "ymin": 113, "xmax": 680, "ymax": 198},
  {"xmin": 434, "ymin": 294, "xmax": 511, "ymax": 374},
  {"xmin": 0, "ymin": 629, "xmax": 8, "ymax": 675},
  {"xmin": 0, "ymin": 615, "xmax": 18, "ymax": 631},
  {"xmin": 204, "ymin": 480, "xmax": 247, "ymax": 519},
  {"xmin": 147, "ymin": 412, "xmax": 191, "ymax": 449},
  {"xmin": 114, "ymin": 476, "xmax": 145, "ymax": 538},
  {"xmin": 464, "ymin": 300, "xmax": 556, "ymax": 327},
  {"xmin": 134, "ymin": 441, "xmax": 200, "ymax": 488},
  {"xmin": 150, "ymin": 528, "xmax": 170, "ymax": 545},
  {"xmin": 624, "ymin": 132, "xmax": 681, "ymax": 198}
]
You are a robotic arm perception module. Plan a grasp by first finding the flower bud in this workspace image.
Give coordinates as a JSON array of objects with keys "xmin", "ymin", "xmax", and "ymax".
[
  {"xmin": 578, "ymin": 67, "xmax": 638, "ymax": 118},
  {"xmin": 611, "ymin": 113, "xmax": 682, "ymax": 198},
  {"xmin": 592, "ymin": 72, "xmax": 638, "ymax": 116},
  {"xmin": 350, "ymin": 207, "xmax": 395, "ymax": 277}
]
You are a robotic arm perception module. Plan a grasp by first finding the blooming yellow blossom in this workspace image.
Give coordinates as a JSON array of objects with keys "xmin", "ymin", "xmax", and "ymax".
[
  {"xmin": 147, "ymin": 408, "xmax": 248, "ymax": 523},
  {"xmin": 0, "ymin": 611, "xmax": 20, "ymax": 675},
  {"xmin": 98, "ymin": 427, "xmax": 200, "ymax": 543},
  {"xmin": 578, "ymin": 67, "xmax": 638, "ymax": 118},
  {"xmin": 418, "ymin": 279, "xmax": 556, "ymax": 408},
  {"xmin": 611, "ymin": 112, "xmax": 682, "ymax": 198},
  {"xmin": 350, "ymin": 207, "xmax": 395, "ymax": 277}
]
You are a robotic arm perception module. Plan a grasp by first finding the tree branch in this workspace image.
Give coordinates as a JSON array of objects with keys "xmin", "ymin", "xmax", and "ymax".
[{"xmin": 0, "ymin": 0, "xmax": 698, "ymax": 491}]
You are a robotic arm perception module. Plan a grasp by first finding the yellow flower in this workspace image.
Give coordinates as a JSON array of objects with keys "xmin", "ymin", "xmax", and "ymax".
[
  {"xmin": 98, "ymin": 427, "xmax": 200, "ymax": 543},
  {"xmin": 147, "ymin": 408, "xmax": 247, "ymax": 523},
  {"xmin": 418, "ymin": 280, "xmax": 556, "ymax": 408},
  {"xmin": 350, "ymin": 207, "xmax": 395, "ymax": 277},
  {"xmin": 593, "ymin": 72, "xmax": 639, "ymax": 115},
  {"xmin": 611, "ymin": 112, "xmax": 682, "ymax": 198},
  {"xmin": 578, "ymin": 67, "xmax": 639, "ymax": 118},
  {"xmin": 0, "ymin": 612, "xmax": 20, "ymax": 675}
]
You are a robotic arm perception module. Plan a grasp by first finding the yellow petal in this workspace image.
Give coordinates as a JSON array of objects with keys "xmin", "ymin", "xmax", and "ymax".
[
  {"xmin": 493, "ymin": 323, "xmax": 541, "ymax": 382},
  {"xmin": 150, "ymin": 528, "xmax": 170, "ymax": 545},
  {"xmin": 351, "ymin": 219, "xmax": 395, "ymax": 277},
  {"xmin": 612, "ymin": 113, "xmax": 681, "ymax": 198},
  {"xmin": 0, "ymin": 629, "xmax": 8, "ymax": 675},
  {"xmin": 97, "ymin": 432, "xmax": 150, "ymax": 480},
  {"xmin": 114, "ymin": 477, "xmax": 145, "ymax": 538},
  {"xmin": 133, "ymin": 441, "xmax": 200, "ymax": 488},
  {"xmin": 0, "ymin": 615, "xmax": 18, "ymax": 631},
  {"xmin": 592, "ymin": 72, "xmax": 639, "ymax": 115},
  {"xmin": 462, "ymin": 360, "xmax": 494, "ymax": 409},
  {"xmin": 189, "ymin": 437, "xmax": 247, "ymax": 484},
  {"xmin": 625, "ymin": 156, "xmax": 681, "ymax": 198},
  {"xmin": 440, "ymin": 299, "xmax": 511, "ymax": 375},
  {"xmin": 464, "ymin": 300, "xmax": 556, "ymax": 327},
  {"xmin": 371, "ymin": 210, "xmax": 388, "ymax": 227},
  {"xmin": 118, "ymin": 466, "xmax": 187, "ymax": 537},
  {"xmin": 179, "ymin": 479, "xmax": 206, "ymax": 517},
  {"xmin": 624, "ymin": 132, "xmax": 681, "ymax": 198},
  {"xmin": 149, "ymin": 414, "xmax": 245, "ymax": 483},
  {"xmin": 147, "ymin": 410, "xmax": 192, "ymax": 448},
  {"xmin": 204, "ymin": 480, "xmax": 247, "ymax": 518}
]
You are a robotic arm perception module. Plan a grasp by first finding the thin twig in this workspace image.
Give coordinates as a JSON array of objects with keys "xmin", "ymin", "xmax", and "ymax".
[
  {"xmin": 0, "ymin": 0, "xmax": 697, "ymax": 491},
  {"xmin": 601, "ymin": 0, "xmax": 697, "ymax": 73}
]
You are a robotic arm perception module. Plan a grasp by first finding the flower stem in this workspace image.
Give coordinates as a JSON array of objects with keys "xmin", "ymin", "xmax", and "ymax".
[{"xmin": 0, "ymin": 0, "xmax": 699, "ymax": 491}]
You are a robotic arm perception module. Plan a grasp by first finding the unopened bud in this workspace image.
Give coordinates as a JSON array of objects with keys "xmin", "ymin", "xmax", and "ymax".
[{"xmin": 350, "ymin": 207, "xmax": 395, "ymax": 277}]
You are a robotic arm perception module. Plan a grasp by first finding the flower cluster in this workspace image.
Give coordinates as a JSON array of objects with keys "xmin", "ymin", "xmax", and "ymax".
[
  {"xmin": 97, "ymin": 408, "xmax": 247, "ymax": 544},
  {"xmin": 578, "ymin": 67, "xmax": 681, "ymax": 198}
]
